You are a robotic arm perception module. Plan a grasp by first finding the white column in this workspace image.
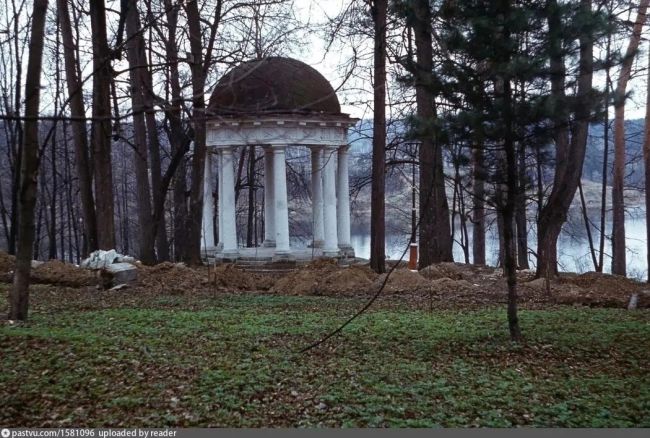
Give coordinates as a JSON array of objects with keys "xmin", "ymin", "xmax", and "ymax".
[
  {"xmin": 310, "ymin": 146, "xmax": 324, "ymax": 248},
  {"xmin": 272, "ymin": 146, "xmax": 292, "ymax": 259},
  {"xmin": 201, "ymin": 151, "xmax": 215, "ymax": 250},
  {"xmin": 262, "ymin": 147, "xmax": 276, "ymax": 247},
  {"xmin": 322, "ymin": 146, "xmax": 339, "ymax": 257},
  {"xmin": 337, "ymin": 145, "xmax": 354, "ymax": 257},
  {"xmin": 220, "ymin": 147, "xmax": 238, "ymax": 259},
  {"xmin": 217, "ymin": 150, "xmax": 224, "ymax": 250}
]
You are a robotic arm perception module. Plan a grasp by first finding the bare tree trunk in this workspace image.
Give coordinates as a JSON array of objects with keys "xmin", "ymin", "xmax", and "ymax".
[
  {"xmin": 537, "ymin": 0, "xmax": 593, "ymax": 278},
  {"xmin": 33, "ymin": 193, "xmax": 44, "ymax": 260},
  {"xmin": 472, "ymin": 144, "xmax": 486, "ymax": 265},
  {"xmin": 125, "ymin": 0, "xmax": 156, "ymax": 264},
  {"xmin": 145, "ymin": 105, "xmax": 169, "ymax": 261},
  {"xmin": 48, "ymin": 78, "xmax": 58, "ymax": 260},
  {"xmin": 643, "ymin": 42, "xmax": 650, "ymax": 283},
  {"xmin": 452, "ymin": 146, "xmax": 469, "ymax": 263},
  {"xmin": 172, "ymin": 163, "xmax": 187, "ymax": 260},
  {"xmin": 247, "ymin": 145, "xmax": 256, "ymax": 247},
  {"xmin": 496, "ymin": 0, "xmax": 521, "ymax": 342},
  {"xmin": 89, "ymin": 0, "xmax": 116, "ymax": 250},
  {"xmin": 369, "ymin": 0, "xmax": 387, "ymax": 274},
  {"xmin": 10, "ymin": 0, "xmax": 48, "ymax": 321},
  {"xmin": 414, "ymin": 0, "xmax": 452, "ymax": 268},
  {"xmin": 57, "ymin": 0, "xmax": 98, "ymax": 255},
  {"xmin": 516, "ymin": 140, "xmax": 529, "ymax": 269},
  {"xmin": 183, "ymin": 0, "xmax": 208, "ymax": 265},
  {"xmin": 611, "ymin": 0, "xmax": 649, "ymax": 276},
  {"xmin": 140, "ymin": 3, "xmax": 169, "ymax": 261},
  {"xmin": 163, "ymin": 0, "xmax": 188, "ymax": 261},
  {"xmin": 235, "ymin": 147, "xmax": 247, "ymax": 204},
  {"xmin": 458, "ymin": 180, "xmax": 470, "ymax": 264},
  {"xmin": 578, "ymin": 180, "xmax": 599, "ymax": 270},
  {"xmin": 7, "ymin": 0, "xmax": 25, "ymax": 256},
  {"xmin": 598, "ymin": 17, "xmax": 614, "ymax": 273}
]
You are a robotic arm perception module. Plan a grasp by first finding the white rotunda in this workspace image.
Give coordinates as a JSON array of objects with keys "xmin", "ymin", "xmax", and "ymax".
[{"xmin": 203, "ymin": 57, "xmax": 357, "ymax": 261}]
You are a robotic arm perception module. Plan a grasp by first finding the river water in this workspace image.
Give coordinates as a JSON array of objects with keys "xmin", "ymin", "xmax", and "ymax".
[{"xmin": 349, "ymin": 209, "xmax": 649, "ymax": 281}]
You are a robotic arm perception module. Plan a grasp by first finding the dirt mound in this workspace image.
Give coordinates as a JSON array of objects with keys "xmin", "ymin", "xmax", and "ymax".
[
  {"xmin": 317, "ymin": 265, "xmax": 377, "ymax": 295},
  {"xmin": 270, "ymin": 263, "xmax": 377, "ymax": 296},
  {"xmin": 520, "ymin": 277, "xmax": 551, "ymax": 293},
  {"xmin": 212, "ymin": 264, "xmax": 272, "ymax": 291},
  {"xmin": 561, "ymin": 272, "xmax": 644, "ymax": 295},
  {"xmin": 420, "ymin": 262, "xmax": 496, "ymax": 281},
  {"xmin": 305, "ymin": 258, "xmax": 340, "ymax": 271},
  {"xmin": 30, "ymin": 260, "xmax": 97, "ymax": 288},
  {"xmin": 420, "ymin": 264, "xmax": 451, "ymax": 281},
  {"xmin": 420, "ymin": 263, "xmax": 464, "ymax": 280},
  {"xmin": 271, "ymin": 269, "xmax": 319, "ymax": 295},
  {"xmin": 138, "ymin": 262, "xmax": 208, "ymax": 294},
  {"xmin": 0, "ymin": 254, "xmax": 96, "ymax": 288},
  {"xmin": 519, "ymin": 273, "xmax": 648, "ymax": 308},
  {"xmin": 520, "ymin": 277, "xmax": 583, "ymax": 297},
  {"xmin": 429, "ymin": 277, "xmax": 477, "ymax": 294},
  {"xmin": 137, "ymin": 262, "xmax": 272, "ymax": 294},
  {"xmin": 553, "ymin": 286, "xmax": 622, "ymax": 308},
  {"xmin": 376, "ymin": 269, "xmax": 432, "ymax": 293}
]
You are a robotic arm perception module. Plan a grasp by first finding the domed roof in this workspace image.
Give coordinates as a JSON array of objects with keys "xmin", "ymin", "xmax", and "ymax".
[{"xmin": 207, "ymin": 57, "xmax": 341, "ymax": 116}]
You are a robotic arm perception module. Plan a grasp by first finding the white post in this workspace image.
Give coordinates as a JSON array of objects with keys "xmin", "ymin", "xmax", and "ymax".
[
  {"xmin": 272, "ymin": 146, "xmax": 292, "ymax": 260},
  {"xmin": 220, "ymin": 147, "xmax": 238, "ymax": 259},
  {"xmin": 337, "ymin": 145, "xmax": 354, "ymax": 257},
  {"xmin": 311, "ymin": 146, "xmax": 325, "ymax": 248},
  {"xmin": 322, "ymin": 146, "xmax": 339, "ymax": 257},
  {"xmin": 217, "ymin": 149, "xmax": 224, "ymax": 251},
  {"xmin": 201, "ymin": 151, "xmax": 215, "ymax": 250},
  {"xmin": 262, "ymin": 147, "xmax": 276, "ymax": 247}
]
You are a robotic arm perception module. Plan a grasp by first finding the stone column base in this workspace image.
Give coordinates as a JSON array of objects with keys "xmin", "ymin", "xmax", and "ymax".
[
  {"xmin": 322, "ymin": 249, "xmax": 341, "ymax": 258},
  {"xmin": 218, "ymin": 249, "xmax": 239, "ymax": 262},
  {"xmin": 262, "ymin": 239, "xmax": 276, "ymax": 248},
  {"xmin": 272, "ymin": 251, "xmax": 295, "ymax": 262},
  {"xmin": 338, "ymin": 245, "xmax": 355, "ymax": 258}
]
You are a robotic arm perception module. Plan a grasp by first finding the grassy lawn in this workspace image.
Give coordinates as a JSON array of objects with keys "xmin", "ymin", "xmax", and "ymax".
[{"xmin": 1, "ymin": 285, "xmax": 649, "ymax": 427}]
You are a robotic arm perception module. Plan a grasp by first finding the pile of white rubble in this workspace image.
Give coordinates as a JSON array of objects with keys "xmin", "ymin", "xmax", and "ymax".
[{"xmin": 81, "ymin": 249, "xmax": 138, "ymax": 288}]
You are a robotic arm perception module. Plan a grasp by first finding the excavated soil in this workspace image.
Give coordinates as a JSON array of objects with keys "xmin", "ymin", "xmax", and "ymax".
[
  {"xmin": 561, "ymin": 272, "xmax": 643, "ymax": 295},
  {"xmin": 31, "ymin": 260, "xmax": 97, "ymax": 288},
  {"xmin": 270, "ymin": 259, "xmax": 378, "ymax": 296},
  {"xmin": 375, "ymin": 269, "xmax": 432, "ymax": 293},
  {"xmin": 136, "ymin": 262, "xmax": 273, "ymax": 294},
  {"xmin": 1, "ymin": 249, "xmax": 648, "ymax": 309},
  {"xmin": 0, "ymin": 253, "xmax": 96, "ymax": 287},
  {"xmin": 136, "ymin": 262, "xmax": 209, "ymax": 295}
]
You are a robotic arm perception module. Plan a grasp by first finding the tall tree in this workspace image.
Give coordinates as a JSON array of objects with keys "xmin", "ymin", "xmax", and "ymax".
[
  {"xmin": 89, "ymin": 0, "xmax": 116, "ymax": 249},
  {"xmin": 9, "ymin": 0, "xmax": 48, "ymax": 321},
  {"xmin": 125, "ymin": 0, "xmax": 156, "ymax": 264},
  {"xmin": 0, "ymin": 0, "xmax": 26, "ymax": 255},
  {"xmin": 369, "ymin": 0, "xmax": 387, "ymax": 274},
  {"xmin": 412, "ymin": 0, "xmax": 453, "ymax": 268},
  {"xmin": 536, "ymin": 0, "xmax": 596, "ymax": 278},
  {"xmin": 611, "ymin": 0, "xmax": 649, "ymax": 276},
  {"xmin": 56, "ymin": 0, "xmax": 93, "ymax": 239},
  {"xmin": 183, "ymin": 0, "xmax": 208, "ymax": 265},
  {"xmin": 643, "ymin": 41, "xmax": 650, "ymax": 283},
  {"xmin": 493, "ymin": 0, "xmax": 522, "ymax": 340}
]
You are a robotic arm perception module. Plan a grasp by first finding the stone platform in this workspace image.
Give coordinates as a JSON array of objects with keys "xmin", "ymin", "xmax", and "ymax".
[{"xmin": 202, "ymin": 247, "xmax": 360, "ymax": 265}]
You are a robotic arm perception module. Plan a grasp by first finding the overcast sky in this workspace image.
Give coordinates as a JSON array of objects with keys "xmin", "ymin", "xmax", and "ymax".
[{"xmin": 293, "ymin": 0, "xmax": 650, "ymax": 122}]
